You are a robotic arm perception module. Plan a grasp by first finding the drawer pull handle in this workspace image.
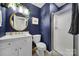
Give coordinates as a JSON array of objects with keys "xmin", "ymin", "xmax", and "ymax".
[
  {"xmin": 20, "ymin": 48, "xmax": 22, "ymax": 50},
  {"xmin": 8, "ymin": 43, "xmax": 11, "ymax": 45},
  {"xmin": 15, "ymin": 49, "xmax": 18, "ymax": 51}
]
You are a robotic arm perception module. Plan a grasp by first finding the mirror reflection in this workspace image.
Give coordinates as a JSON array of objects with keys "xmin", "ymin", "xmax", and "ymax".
[{"xmin": 10, "ymin": 13, "xmax": 29, "ymax": 31}]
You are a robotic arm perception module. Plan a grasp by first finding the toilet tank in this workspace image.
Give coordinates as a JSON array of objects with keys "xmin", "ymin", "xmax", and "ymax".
[{"xmin": 33, "ymin": 35, "xmax": 41, "ymax": 43}]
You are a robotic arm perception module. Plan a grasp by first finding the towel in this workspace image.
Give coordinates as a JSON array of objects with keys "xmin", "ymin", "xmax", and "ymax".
[{"xmin": 69, "ymin": 3, "xmax": 79, "ymax": 35}]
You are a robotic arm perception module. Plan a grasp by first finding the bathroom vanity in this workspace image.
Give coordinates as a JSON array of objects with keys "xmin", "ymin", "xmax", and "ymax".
[
  {"xmin": 0, "ymin": 33, "xmax": 32, "ymax": 56},
  {"xmin": 0, "ymin": 8, "xmax": 32, "ymax": 56}
]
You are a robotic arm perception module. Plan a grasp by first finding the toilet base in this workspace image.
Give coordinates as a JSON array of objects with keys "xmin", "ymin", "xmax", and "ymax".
[
  {"xmin": 32, "ymin": 48, "xmax": 52, "ymax": 56},
  {"xmin": 36, "ymin": 50, "xmax": 45, "ymax": 56}
]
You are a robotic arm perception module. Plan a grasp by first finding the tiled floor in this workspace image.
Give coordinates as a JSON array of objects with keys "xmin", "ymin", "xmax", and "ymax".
[
  {"xmin": 51, "ymin": 50, "xmax": 62, "ymax": 56},
  {"xmin": 33, "ymin": 50, "xmax": 61, "ymax": 56}
]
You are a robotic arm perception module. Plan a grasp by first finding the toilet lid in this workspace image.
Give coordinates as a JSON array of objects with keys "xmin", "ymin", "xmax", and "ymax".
[{"xmin": 36, "ymin": 42, "xmax": 46, "ymax": 50}]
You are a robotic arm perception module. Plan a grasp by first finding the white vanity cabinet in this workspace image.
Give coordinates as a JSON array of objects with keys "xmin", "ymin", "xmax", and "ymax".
[
  {"xmin": 0, "ymin": 35, "xmax": 32, "ymax": 56},
  {"xmin": 0, "ymin": 40, "xmax": 18, "ymax": 56},
  {"xmin": 0, "ymin": 45, "xmax": 18, "ymax": 56},
  {"xmin": 18, "ymin": 37, "xmax": 32, "ymax": 56}
]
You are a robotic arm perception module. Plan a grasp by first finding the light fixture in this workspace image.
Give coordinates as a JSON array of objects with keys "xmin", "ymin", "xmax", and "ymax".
[
  {"xmin": 19, "ymin": 6, "xmax": 23, "ymax": 13},
  {"xmin": 23, "ymin": 7, "xmax": 30, "ymax": 15},
  {"xmin": 12, "ymin": 4, "xmax": 16, "ymax": 11},
  {"xmin": 8, "ymin": 3, "xmax": 16, "ymax": 11},
  {"xmin": 8, "ymin": 3, "xmax": 30, "ymax": 16}
]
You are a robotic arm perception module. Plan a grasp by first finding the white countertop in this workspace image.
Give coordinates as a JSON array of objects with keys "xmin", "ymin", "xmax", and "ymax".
[{"xmin": 0, "ymin": 33, "xmax": 32, "ymax": 40}]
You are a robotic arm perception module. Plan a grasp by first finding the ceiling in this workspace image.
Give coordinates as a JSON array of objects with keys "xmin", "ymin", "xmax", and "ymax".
[
  {"xmin": 31, "ymin": 3, "xmax": 45, "ymax": 8},
  {"xmin": 54, "ymin": 3, "xmax": 66, "ymax": 7},
  {"xmin": 31, "ymin": 3, "xmax": 66, "ymax": 8}
]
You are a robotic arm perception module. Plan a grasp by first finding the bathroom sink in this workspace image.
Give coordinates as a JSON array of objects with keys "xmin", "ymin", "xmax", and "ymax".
[{"xmin": 0, "ymin": 32, "xmax": 32, "ymax": 40}]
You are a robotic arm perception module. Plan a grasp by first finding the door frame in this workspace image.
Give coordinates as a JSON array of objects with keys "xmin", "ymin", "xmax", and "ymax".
[{"xmin": 51, "ymin": 13, "xmax": 78, "ymax": 56}]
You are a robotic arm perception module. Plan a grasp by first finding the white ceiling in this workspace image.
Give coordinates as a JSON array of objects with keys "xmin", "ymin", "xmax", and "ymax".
[
  {"xmin": 55, "ymin": 3, "xmax": 66, "ymax": 7},
  {"xmin": 31, "ymin": 3, "xmax": 66, "ymax": 8},
  {"xmin": 31, "ymin": 3, "xmax": 45, "ymax": 8}
]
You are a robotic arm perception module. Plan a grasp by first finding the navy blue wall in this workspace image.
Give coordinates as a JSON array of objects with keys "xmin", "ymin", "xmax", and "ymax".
[
  {"xmin": 41, "ymin": 3, "xmax": 58, "ymax": 51},
  {"xmin": 0, "ymin": 6, "xmax": 6, "ymax": 37},
  {"xmin": 6, "ymin": 3, "xmax": 41, "ymax": 35},
  {"xmin": 41, "ymin": 3, "xmax": 51, "ymax": 51},
  {"xmin": 50, "ymin": 3, "xmax": 58, "ymax": 13},
  {"xmin": 22, "ymin": 3, "xmax": 41, "ymax": 34}
]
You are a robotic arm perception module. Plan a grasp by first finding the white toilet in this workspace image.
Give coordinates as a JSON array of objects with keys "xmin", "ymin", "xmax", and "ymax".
[{"xmin": 33, "ymin": 35, "xmax": 47, "ymax": 56}]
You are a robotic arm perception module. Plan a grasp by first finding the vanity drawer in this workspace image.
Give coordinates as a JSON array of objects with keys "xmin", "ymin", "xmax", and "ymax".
[{"xmin": 0, "ymin": 40, "xmax": 13, "ymax": 48}]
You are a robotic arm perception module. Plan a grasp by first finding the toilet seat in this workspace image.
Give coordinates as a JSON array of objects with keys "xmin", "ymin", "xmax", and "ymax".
[{"xmin": 36, "ymin": 42, "xmax": 46, "ymax": 50}]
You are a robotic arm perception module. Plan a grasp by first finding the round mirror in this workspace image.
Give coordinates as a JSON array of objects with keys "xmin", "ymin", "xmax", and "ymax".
[{"xmin": 10, "ymin": 12, "xmax": 29, "ymax": 31}]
